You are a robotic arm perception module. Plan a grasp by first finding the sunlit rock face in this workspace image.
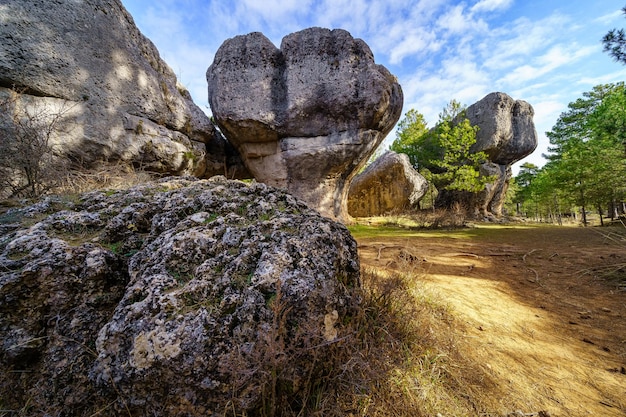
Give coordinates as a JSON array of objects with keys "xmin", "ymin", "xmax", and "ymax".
[
  {"xmin": 468, "ymin": 92, "xmax": 538, "ymax": 217},
  {"xmin": 0, "ymin": 0, "xmax": 242, "ymax": 177},
  {"xmin": 467, "ymin": 92, "xmax": 538, "ymax": 166},
  {"xmin": 207, "ymin": 28, "xmax": 403, "ymax": 222},
  {"xmin": 348, "ymin": 151, "xmax": 428, "ymax": 217}
]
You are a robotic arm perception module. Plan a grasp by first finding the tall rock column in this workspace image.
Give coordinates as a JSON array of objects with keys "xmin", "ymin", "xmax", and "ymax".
[{"xmin": 207, "ymin": 28, "xmax": 403, "ymax": 222}]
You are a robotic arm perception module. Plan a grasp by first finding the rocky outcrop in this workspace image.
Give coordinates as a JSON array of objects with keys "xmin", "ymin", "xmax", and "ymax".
[
  {"xmin": 439, "ymin": 92, "xmax": 537, "ymax": 217},
  {"xmin": 0, "ymin": 0, "xmax": 242, "ymax": 177},
  {"xmin": 0, "ymin": 177, "xmax": 360, "ymax": 415},
  {"xmin": 207, "ymin": 28, "xmax": 403, "ymax": 222},
  {"xmin": 348, "ymin": 151, "xmax": 428, "ymax": 217},
  {"xmin": 466, "ymin": 92, "xmax": 537, "ymax": 216}
]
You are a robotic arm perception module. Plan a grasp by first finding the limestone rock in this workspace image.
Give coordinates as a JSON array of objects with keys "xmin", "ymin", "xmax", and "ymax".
[
  {"xmin": 465, "ymin": 92, "xmax": 537, "ymax": 216},
  {"xmin": 0, "ymin": 0, "xmax": 240, "ymax": 177},
  {"xmin": 436, "ymin": 92, "xmax": 537, "ymax": 217},
  {"xmin": 207, "ymin": 28, "xmax": 403, "ymax": 222},
  {"xmin": 478, "ymin": 162, "xmax": 512, "ymax": 216},
  {"xmin": 0, "ymin": 177, "xmax": 360, "ymax": 415},
  {"xmin": 466, "ymin": 92, "xmax": 538, "ymax": 165},
  {"xmin": 348, "ymin": 151, "xmax": 428, "ymax": 217}
]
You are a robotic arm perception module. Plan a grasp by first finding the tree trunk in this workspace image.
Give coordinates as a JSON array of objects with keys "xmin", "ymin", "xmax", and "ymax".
[{"xmin": 598, "ymin": 204, "xmax": 604, "ymax": 226}]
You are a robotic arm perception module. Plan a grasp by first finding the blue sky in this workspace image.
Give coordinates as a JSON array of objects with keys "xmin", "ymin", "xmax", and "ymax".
[{"xmin": 120, "ymin": 0, "xmax": 626, "ymax": 173}]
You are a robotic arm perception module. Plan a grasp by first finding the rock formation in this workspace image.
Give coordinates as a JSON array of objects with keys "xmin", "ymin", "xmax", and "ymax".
[
  {"xmin": 0, "ymin": 0, "xmax": 243, "ymax": 177},
  {"xmin": 348, "ymin": 151, "xmax": 428, "ymax": 217},
  {"xmin": 207, "ymin": 28, "xmax": 403, "ymax": 222},
  {"xmin": 438, "ymin": 92, "xmax": 537, "ymax": 217},
  {"xmin": 466, "ymin": 92, "xmax": 537, "ymax": 216},
  {"xmin": 0, "ymin": 177, "xmax": 360, "ymax": 415},
  {"xmin": 467, "ymin": 92, "xmax": 538, "ymax": 166}
]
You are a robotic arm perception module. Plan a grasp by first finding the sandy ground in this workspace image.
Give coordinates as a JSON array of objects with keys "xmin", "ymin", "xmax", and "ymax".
[{"xmin": 355, "ymin": 224, "xmax": 626, "ymax": 417}]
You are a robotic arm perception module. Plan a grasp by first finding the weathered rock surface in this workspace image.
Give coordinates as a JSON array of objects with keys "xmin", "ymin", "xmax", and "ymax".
[
  {"xmin": 466, "ymin": 92, "xmax": 537, "ymax": 165},
  {"xmin": 478, "ymin": 161, "xmax": 512, "ymax": 216},
  {"xmin": 348, "ymin": 151, "xmax": 428, "ymax": 217},
  {"xmin": 439, "ymin": 92, "xmax": 537, "ymax": 217},
  {"xmin": 0, "ymin": 177, "xmax": 360, "ymax": 415},
  {"xmin": 0, "ymin": 0, "xmax": 243, "ymax": 177},
  {"xmin": 207, "ymin": 28, "xmax": 403, "ymax": 222},
  {"xmin": 466, "ymin": 92, "xmax": 537, "ymax": 217}
]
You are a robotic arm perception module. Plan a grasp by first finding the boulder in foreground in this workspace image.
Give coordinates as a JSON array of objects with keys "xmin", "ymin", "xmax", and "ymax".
[{"xmin": 0, "ymin": 177, "xmax": 360, "ymax": 415}]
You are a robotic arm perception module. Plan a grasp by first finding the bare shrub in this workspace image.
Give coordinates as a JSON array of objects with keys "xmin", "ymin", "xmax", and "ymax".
[{"xmin": 0, "ymin": 87, "xmax": 75, "ymax": 199}]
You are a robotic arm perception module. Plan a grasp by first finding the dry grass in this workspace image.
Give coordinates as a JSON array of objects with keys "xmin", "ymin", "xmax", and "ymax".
[
  {"xmin": 214, "ymin": 250, "xmax": 501, "ymax": 416},
  {"xmin": 61, "ymin": 163, "xmax": 156, "ymax": 195},
  {"xmin": 357, "ymin": 205, "xmax": 469, "ymax": 231},
  {"xmin": 320, "ymin": 260, "xmax": 502, "ymax": 417},
  {"xmin": 353, "ymin": 222, "xmax": 626, "ymax": 417}
]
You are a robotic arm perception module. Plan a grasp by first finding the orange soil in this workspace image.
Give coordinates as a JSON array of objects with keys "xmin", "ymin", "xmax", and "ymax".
[{"xmin": 356, "ymin": 224, "xmax": 626, "ymax": 416}]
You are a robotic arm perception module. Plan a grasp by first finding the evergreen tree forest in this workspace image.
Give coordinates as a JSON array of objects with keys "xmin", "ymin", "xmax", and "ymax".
[{"xmin": 512, "ymin": 83, "xmax": 626, "ymax": 225}]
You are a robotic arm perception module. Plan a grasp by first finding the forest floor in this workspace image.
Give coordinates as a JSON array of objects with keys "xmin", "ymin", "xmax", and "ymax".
[{"xmin": 352, "ymin": 222, "xmax": 626, "ymax": 416}]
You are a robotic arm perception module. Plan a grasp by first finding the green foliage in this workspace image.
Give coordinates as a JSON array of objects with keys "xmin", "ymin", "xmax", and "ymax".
[
  {"xmin": 430, "ymin": 116, "xmax": 492, "ymax": 192},
  {"xmin": 514, "ymin": 83, "xmax": 626, "ymax": 224},
  {"xmin": 389, "ymin": 109, "xmax": 430, "ymax": 168},
  {"xmin": 391, "ymin": 100, "xmax": 493, "ymax": 200}
]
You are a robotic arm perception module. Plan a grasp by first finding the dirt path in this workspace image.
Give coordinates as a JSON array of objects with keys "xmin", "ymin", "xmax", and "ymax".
[{"xmin": 355, "ymin": 224, "xmax": 626, "ymax": 416}]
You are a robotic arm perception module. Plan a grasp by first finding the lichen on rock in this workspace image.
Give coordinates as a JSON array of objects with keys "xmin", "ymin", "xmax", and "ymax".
[{"xmin": 0, "ymin": 177, "xmax": 361, "ymax": 415}]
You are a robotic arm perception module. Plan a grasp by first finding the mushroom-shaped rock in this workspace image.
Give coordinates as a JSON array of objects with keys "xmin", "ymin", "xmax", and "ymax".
[
  {"xmin": 207, "ymin": 28, "xmax": 403, "ymax": 222},
  {"xmin": 441, "ymin": 92, "xmax": 538, "ymax": 217},
  {"xmin": 348, "ymin": 151, "xmax": 428, "ymax": 217},
  {"xmin": 466, "ymin": 92, "xmax": 538, "ymax": 165}
]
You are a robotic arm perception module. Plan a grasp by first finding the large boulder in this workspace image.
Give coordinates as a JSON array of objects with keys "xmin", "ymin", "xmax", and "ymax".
[
  {"xmin": 207, "ymin": 28, "xmax": 403, "ymax": 222},
  {"xmin": 0, "ymin": 0, "xmax": 242, "ymax": 177},
  {"xmin": 466, "ymin": 92, "xmax": 537, "ymax": 165},
  {"xmin": 437, "ymin": 92, "xmax": 537, "ymax": 217},
  {"xmin": 466, "ymin": 92, "xmax": 537, "ymax": 216},
  {"xmin": 348, "ymin": 151, "xmax": 428, "ymax": 217},
  {"xmin": 0, "ymin": 177, "xmax": 360, "ymax": 415}
]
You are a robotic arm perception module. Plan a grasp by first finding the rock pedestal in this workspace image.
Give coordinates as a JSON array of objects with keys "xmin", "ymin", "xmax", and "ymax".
[
  {"xmin": 207, "ymin": 28, "xmax": 403, "ymax": 222},
  {"xmin": 460, "ymin": 92, "xmax": 538, "ymax": 216}
]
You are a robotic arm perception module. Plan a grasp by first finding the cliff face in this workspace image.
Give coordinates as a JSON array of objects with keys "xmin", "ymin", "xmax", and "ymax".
[
  {"xmin": 0, "ymin": 177, "xmax": 360, "ymax": 415},
  {"xmin": 0, "ymin": 0, "xmax": 241, "ymax": 177}
]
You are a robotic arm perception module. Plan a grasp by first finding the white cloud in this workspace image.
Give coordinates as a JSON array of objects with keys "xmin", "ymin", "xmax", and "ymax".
[
  {"xmin": 388, "ymin": 30, "xmax": 441, "ymax": 64},
  {"xmin": 480, "ymin": 14, "xmax": 573, "ymax": 72},
  {"xmin": 593, "ymin": 9, "xmax": 624, "ymax": 25},
  {"xmin": 437, "ymin": 4, "xmax": 482, "ymax": 34},
  {"xmin": 578, "ymin": 68, "xmax": 626, "ymax": 86},
  {"xmin": 471, "ymin": 0, "xmax": 513, "ymax": 13},
  {"xmin": 498, "ymin": 44, "xmax": 596, "ymax": 86}
]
